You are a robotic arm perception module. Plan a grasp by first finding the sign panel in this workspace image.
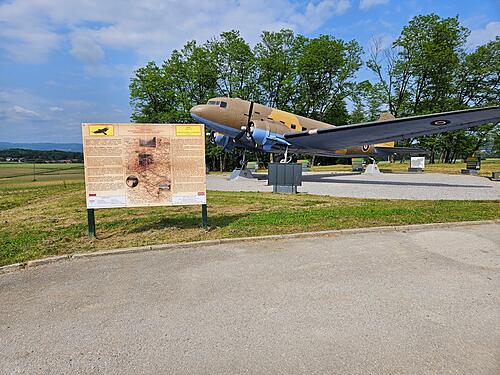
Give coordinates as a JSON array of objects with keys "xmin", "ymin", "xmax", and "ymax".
[
  {"xmin": 82, "ymin": 123, "xmax": 206, "ymax": 209},
  {"xmin": 410, "ymin": 156, "xmax": 425, "ymax": 170}
]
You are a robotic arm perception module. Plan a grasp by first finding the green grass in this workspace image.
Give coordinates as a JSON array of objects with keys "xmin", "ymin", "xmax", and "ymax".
[
  {"xmin": 1, "ymin": 178, "xmax": 499, "ymax": 266},
  {"xmin": 1, "ymin": 161, "xmax": 499, "ymax": 266},
  {"xmin": 310, "ymin": 158, "xmax": 500, "ymax": 176},
  {"xmin": 0, "ymin": 162, "xmax": 84, "ymax": 186}
]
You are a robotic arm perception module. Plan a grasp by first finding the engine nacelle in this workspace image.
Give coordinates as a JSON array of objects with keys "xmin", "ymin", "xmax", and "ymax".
[
  {"xmin": 214, "ymin": 133, "xmax": 235, "ymax": 151},
  {"xmin": 250, "ymin": 121, "xmax": 291, "ymax": 151}
]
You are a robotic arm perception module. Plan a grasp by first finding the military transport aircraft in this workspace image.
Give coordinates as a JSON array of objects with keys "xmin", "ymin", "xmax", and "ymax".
[{"xmin": 190, "ymin": 97, "xmax": 500, "ymax": 161}]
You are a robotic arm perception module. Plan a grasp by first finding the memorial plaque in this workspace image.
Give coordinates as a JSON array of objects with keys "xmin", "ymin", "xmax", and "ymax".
[
  {"xmin": 410, "ymin": 157, "xmax": 425, "ymax": 170},
  {"xmin": 82, "ymin": 123, "xmax": 206, "ymax": 209}
]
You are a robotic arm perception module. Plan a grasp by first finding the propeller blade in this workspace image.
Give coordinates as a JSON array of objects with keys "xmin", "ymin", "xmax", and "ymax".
[
  {"xmin": 247, "ymin": 101, "xmax": 254, "ymax": 127},
  {"xmin": 249, "ymin": 133, "xmax": 257, "ymax": 148},
  {"xmin": 233, "ymin": 130, "xmax": 246, "ymax": 142},
  {"xmin": 233, "ymin": 101, "xmax": 255, "ymax": 145}
]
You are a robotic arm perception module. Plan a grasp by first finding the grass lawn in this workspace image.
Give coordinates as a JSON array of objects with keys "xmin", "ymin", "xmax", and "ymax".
[
  {"xmin": 0, "ymin": 162, "xmax": 84, "ymax": 187},
  {"xmin": 1, "ymin": 168, "xmax": 499, "ymax": 266},
  {"xmin": 311, "ymin": 159, "xmax": 500, "ymax": 176}
]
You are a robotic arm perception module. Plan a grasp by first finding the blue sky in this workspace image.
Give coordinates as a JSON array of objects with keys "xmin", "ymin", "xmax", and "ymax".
[{"xmin": 0, "ymin": 0, "xmax": 498, "ymax": 143}]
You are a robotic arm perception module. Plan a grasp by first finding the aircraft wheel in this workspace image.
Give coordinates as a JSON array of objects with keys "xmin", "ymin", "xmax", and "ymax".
[{"xmin": 274, "ymin": 154, "xmax": 285, "ymax": 163}]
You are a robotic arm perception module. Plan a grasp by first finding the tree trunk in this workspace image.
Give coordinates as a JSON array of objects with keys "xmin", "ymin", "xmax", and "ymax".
[{"xmin": 429, "ymin": 144, "xmax": 436, "ymax": 164}]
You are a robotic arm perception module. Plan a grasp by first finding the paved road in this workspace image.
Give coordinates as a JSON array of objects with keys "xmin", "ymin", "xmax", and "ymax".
[
  {"xmin": 1, "ymin": 223, "xmax": 499, "ymax": 374},
  {"xmin": 207, "ymin": 172, "xmax": 500, "ymax": 200}
]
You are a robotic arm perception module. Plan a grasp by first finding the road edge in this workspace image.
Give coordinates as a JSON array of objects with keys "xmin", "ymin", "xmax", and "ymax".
[{"xmin": 1, "ymin": 219, "xmax": 498, "ymax": 275}]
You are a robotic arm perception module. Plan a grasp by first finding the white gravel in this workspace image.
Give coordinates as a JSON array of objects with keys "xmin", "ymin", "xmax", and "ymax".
[{"xmin": 207, "ymin": 171, "xmax": 500, "ymax": 200}]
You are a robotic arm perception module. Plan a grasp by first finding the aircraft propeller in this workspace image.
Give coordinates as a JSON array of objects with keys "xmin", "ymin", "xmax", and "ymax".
[{"xmin": 233, "ymin": 101, "xmax": 257, "ymax": 147}]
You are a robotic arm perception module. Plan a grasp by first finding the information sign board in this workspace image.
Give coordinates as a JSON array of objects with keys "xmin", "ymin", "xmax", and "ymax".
[{"xmin": 82, "ymin": 123, "xmax": 206, "ymax": 209}]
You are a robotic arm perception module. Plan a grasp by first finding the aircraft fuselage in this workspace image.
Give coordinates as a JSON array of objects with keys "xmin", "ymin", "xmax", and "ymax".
[{"xmin": 190, "ymin": 97, "xmax": 399, "ymax": 157}]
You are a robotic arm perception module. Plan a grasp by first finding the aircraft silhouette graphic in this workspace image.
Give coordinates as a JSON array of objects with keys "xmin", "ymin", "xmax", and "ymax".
[{"xmin": 92, "ymin": 127, "xmax": 109, "ymax": 135}]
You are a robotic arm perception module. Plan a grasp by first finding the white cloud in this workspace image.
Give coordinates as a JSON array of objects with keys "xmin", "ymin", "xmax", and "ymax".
[
  {"xmin": 292, "ymin": 1, "xmax": 351, "ymax": 33},
  {"xmin": 0, "ymin": 0, "xmax": 352, "ymax": 64},
  {"xmin": 70, "ymin": 33, "xmax": 105, "ymax": 64},
  {"xmin": 359, "ymin": 0, "xmax": 389, "ymax": 11},
  {"xmin": 0, "ymin": 89, "xmax": 130, "ymax": 142},
  {"xmin": 13, "ymin": 105, "xmax": 40, "ymax": 117},
  {"xmin": 468, "ymin": 21, "xmax": 500, "ymax": 47}
]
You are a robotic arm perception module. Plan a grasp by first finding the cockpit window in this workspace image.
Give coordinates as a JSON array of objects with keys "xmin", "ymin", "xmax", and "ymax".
[{"xmin": 207, "ymin": 100, "xmax": 227, "ymax": 108}]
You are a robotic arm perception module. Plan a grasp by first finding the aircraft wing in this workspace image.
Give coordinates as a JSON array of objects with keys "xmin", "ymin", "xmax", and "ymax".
[
  {"xmin": 284, "ymin": 106, "xmax": 500, "ymax": 152},
  {"xmin": 375, "ymin": 146, "xmax": 429, "ymax": 155}
]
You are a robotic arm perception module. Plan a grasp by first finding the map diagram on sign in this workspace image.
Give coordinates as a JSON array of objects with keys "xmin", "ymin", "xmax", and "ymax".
[
  {"xmin": 82, "ymin": 123, "xmax": 206, "ymax": 209},
  {"xmin": 124, "ymin": 136, "xmax": 172, "ymax": 206}
]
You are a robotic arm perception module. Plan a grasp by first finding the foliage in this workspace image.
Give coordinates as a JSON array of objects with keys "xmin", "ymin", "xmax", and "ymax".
[
  {"xmin": 367, "ymin": 14, "xmax": 499, "ymax": 163},
  {"xmin": 130, "ymin": 16, "xmax": 499, "ymax": 168},
  {"xmin": 0, "ymin": 148, "xmax": 83, "ymax": 162}
]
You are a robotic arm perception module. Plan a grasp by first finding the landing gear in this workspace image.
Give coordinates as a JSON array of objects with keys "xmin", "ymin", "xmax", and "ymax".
[
  {"xmin": 229, "ymin": 150, "xmax": 254, "ymax": 180},
  {"xmin": 238, "ymin": 151, "xmax": 248, "ymax": 169},
  {"xmin": 278, "ymin": 147, "xmax": 292, "ymax": 164}
]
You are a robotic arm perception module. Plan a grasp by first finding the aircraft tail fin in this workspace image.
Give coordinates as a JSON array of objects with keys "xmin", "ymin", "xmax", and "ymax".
[
  {"xmin": 378, "ymin": 111, "xmax": 396, "ymax": 121},
  {"xmin": 375, "ymin": 112, "xmax": 397, "ymax": 147}
]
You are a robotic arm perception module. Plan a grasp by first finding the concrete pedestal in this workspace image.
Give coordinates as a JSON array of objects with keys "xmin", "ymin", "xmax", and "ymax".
[
  {"xmin": 408, "ymin": 167, "xmax": 423, "ymax": 173},
  {"xmin": 273, "ymin": 185, "xmax": 298, "ymax": 194},
  {"xmin": 364, "ymin": 163, "xmax": 381, "ymax": 174},
  {"xmin": 461, "ymin": 169, "xmax": 479, "ymax": 175},
  {"xmin": 228, "ymin": 168, "xmax": 254, "ymax": 180}
]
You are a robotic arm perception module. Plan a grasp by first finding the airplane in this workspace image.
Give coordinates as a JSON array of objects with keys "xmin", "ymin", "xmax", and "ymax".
[
  {"xmin": 92, "ymin": 127, "xmax": 109, "ymax": 135},
  {"xmin": 190, "ymin": 97, "xmax": 500, "ymax": 162}
]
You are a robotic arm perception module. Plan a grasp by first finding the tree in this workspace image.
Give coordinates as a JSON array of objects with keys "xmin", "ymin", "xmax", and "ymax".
[
  {"xmin": 130, "ymin": 19, "xmax": 498, "ymax": 168},
  {"xmin": 130, "ymin": 61, "xmax": 171, "ymax": 123},
  {"xmin": 456, "ymin": 37, "xmax": 500, "ymax": 107},
  {"xmin": 367, "ymin": 14, "xmax": 498, "ymax": 162},
  {"xmin": 254, "ymin": 29, "xmax": 306, "ymax": 109},
  {"xmin": 295, "ymin": 35, "xmax": 362, "ymax": 124},
  {"xmin": 208, "ymin": 30, "xmax": 257, "ymax": 100}
]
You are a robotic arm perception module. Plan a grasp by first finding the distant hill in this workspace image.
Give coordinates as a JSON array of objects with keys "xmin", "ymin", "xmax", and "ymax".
[{"xmin": 0, "ymin": 142, "xmax": 83, "ymax": 152}]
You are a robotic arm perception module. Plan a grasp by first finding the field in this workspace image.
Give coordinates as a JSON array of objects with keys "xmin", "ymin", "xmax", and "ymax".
[
  {"xmin": 1, "ymin": 162, "xmax": 499, "ymax": 266},
  {"xmin": 0, "ymin": 162, "xmax": 84, "ymax": 186},
  {"xmin": 311, "ymin": 158, "xmax": 500, "ymax": 176}
]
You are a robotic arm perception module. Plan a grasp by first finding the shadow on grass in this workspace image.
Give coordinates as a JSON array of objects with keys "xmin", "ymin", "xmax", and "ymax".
[{"xmin": 128, "ymin": 212, "xmax": 250, "ymax": 233}]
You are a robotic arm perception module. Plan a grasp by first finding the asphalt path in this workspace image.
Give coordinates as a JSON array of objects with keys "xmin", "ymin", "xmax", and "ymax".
[
  {"xmin": 1, "ymin": 223, "xmax": 499, "ymax": 374},
  {"xmin": 207, "ymin": 172, "xmax": 500, "ymax": 200}
]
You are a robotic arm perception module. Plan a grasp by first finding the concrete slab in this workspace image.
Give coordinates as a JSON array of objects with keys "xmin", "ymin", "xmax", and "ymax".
[
  {"xmin": 207, "ymin": 172, "xmax": 500, "ymax": 200},
  {"xmin": 1, "ymin": 223, "xmax": 499, "ymax": 374}
]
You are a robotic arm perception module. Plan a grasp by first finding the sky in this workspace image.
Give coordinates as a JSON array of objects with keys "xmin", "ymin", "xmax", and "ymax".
[{"xmin": 0, "ymin": 0, "xmax": 498, "ymax": 143}]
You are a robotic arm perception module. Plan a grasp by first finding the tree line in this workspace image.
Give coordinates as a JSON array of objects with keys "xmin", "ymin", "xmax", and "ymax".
[
  {"xmin": 0, "ymin": 149, "xmax": 83, "ymax": 162},
  {"xmin": 130, "ymin": 14, "xmax": 499, "ymax": 170}
]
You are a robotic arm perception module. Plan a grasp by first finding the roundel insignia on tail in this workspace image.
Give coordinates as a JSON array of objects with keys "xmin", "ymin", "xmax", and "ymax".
[
  {"xmin": 430, "ymin": 119, "xmax": 450, "ymax": 126},
  {"xmin": 362, "ymin": 144, "xmax": 370, "ymax": 152}
]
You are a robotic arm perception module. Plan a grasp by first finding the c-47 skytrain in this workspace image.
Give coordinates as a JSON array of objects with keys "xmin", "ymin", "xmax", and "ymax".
[{"xmin": 190, "ymin": 97, "xmax": 500, "ymax": 161}]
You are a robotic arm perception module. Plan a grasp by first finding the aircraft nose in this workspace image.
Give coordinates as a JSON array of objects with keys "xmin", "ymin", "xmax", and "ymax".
[{"xmin": 190, "ymin": 105, "xmax": 207, "ymax": 119}]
